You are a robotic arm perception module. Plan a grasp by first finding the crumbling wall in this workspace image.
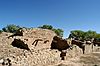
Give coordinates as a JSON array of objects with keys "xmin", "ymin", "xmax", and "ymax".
[
  {"xmin": 19, "ymin": 28, "xmax": 56, "ymax": 50},
  {"xmin": 64, "ymin": 44, "xmax": 100, "ymax": 60},
  {"xmin": 1, "ymin": 29, "xmax": 100, "ymax": 66},
  {"xmin": 0, "ymin": 49, "xmax": 61, "ymax": 66},
  {"xmin": 0, "ymin": 28, "xmax": 62, "ymax": 66},
  {"xmin": 85, "ymin": 44, "xmax": 93, "ymax": 54},
  {"xmin": 7, "ymin": 28, "xmax": 56, "ymax": 50},
  {"xmin": 64, "ymin": 45, "xmax": 83, "ymax": 60}
]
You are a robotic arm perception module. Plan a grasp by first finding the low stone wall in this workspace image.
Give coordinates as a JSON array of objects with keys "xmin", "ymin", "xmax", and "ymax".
[
  {"xmin": 64, "ymin": 45, "xmax": 83, "ymax": 60},
  {"xmin": 64, "ymin": 44, "xmax": 100, "ymax": 61}
]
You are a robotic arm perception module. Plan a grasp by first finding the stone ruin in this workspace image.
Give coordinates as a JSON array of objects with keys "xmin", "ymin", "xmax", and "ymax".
[{"xmin": 0, "ymin": 28, "xmax": 100, "ymax": 66}]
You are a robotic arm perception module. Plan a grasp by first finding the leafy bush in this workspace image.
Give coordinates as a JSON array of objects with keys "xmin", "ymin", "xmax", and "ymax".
[
  {"xmin": 69, "ymin": 30, "xmax": 98, "ymax": 41},
  {"xmin": 84, "ymin": 30, "xmax": 97, "ymax": 40},
  {"xmin": 2, "ymin": 24, "xmax": 21, "ymax": 33},
  {"xmin": 69, "ymin": 30, "xmax": 85, "ymax": 40},
  {"xmin": 38, "ymin": 25, "xmax": 53, "ymax": 30},
  {"xmin": 52, "ymin": 28, "xmax": 63, "ymax": 37},
  {"xmin": 0, "ymin": 30, "xmax": 3, "ymax": 34}
]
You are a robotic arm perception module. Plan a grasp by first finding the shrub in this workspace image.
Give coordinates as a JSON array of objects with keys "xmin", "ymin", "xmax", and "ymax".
[
  {"xmin": 0, "ymin": 30, "xmax": 3, "ymax": 34},
  {"xmin": 2, "ymin": 24, "xmax": 21, "ymax": 33}
]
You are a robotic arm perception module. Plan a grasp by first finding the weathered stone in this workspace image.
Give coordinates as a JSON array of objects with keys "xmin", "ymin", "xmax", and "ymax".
[
  {"xmin": 0, "ymin": 28, "xmax": 100, "ymax": 66},
  {"xmin": 0, "ymin": 28, "xmax": 61, "ymax": 66}
]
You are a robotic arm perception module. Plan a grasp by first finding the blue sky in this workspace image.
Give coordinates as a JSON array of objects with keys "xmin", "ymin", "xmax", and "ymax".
[{"xmin": 0, "ymin": 0, "xmax": 100, "ymax": 38}]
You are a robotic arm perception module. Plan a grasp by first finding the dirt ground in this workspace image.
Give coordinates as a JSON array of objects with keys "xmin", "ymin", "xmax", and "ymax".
[{"xmin": 53, "ymin": 52, "xmax": 100, "ymax": 66}]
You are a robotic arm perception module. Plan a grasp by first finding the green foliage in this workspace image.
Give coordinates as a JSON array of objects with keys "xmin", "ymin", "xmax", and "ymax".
[
  {"xmin": 38, "ymin": 25, "xmax": 53, "ymax": 30},
  {"xmin": 38, "ymin": 25, "xmax": 64, "ymax": 37},
  {"xmin": 69, "ymin": 30, "xmax": 85, "ymax": 40},
  {"xmin": 69, "ymin": 30, "xmax": 98, "ymax": 41},
  {"xmin": 84, "ymin": 30, "xmax": 97, "ymax": 40},
  {"xmin": 2, "ymin": 24, "xmax": 21, "ymax": 33},
  {"xmin": 0, "ymin": 30, "xmax": 3, "ymax": 33},
  {"xmin": 1, "ymin": 24, "xmax": 63, "ymax": 37},
  {"xmin": 3, "ymin": 24, "xmax": 100, "ymax": 41},
  {"xmin": 52, "ymin": 28, "xmax": 64, "ymax": 37},
  {"xmin": 95, "ymin": 34, "xmax": 100, "ymax": 39}
]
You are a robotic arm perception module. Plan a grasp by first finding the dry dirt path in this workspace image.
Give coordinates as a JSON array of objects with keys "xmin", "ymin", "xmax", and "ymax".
[{"xmin": 52, "ymin": 52, "xmax": 100, "ymax": 66}]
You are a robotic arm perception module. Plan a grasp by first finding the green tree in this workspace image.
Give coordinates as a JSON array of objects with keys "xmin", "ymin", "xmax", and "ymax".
[
  {"xmin": 69, "ymin": 30, "xmax": 85, "ymax": 40},
  {"xmin": 94, "ymin": 34, "xmax": 100, "ymax": 42},
  {"xmin": 69, "ymin": 30, "xmax": 97, "ymax": 41},
  {"xmin": 2, "ymin": 24, "xmax": 21, "ymax": 33},
  {"xmin": 38, "ymin": 25, "xmax": 53, "ymax": 30},
  {"xmin": 52, "ymin": 28, "xmax": 64, "ymax": 37},
  {"xmin": 84, "ymin": 30, "xmax": 97, "ymax": 40},
  {"xmin": 0, "ymin": 30, "xmax": 3, "ymax": 34},
  {"xmin": 95, "ymin": 34, "xmax": 100, "ymax": 39}
]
